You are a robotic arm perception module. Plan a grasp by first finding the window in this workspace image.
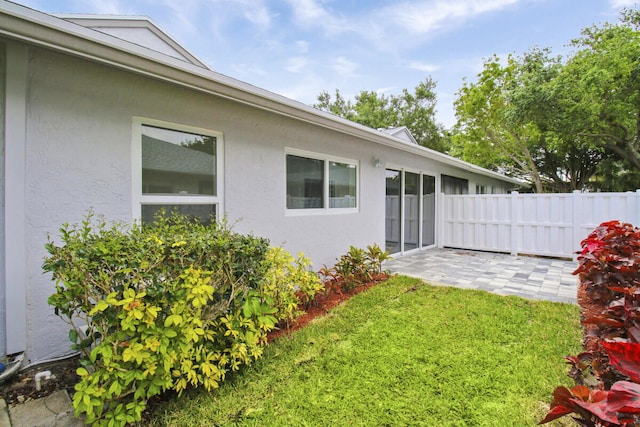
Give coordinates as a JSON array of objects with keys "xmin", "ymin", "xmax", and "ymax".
[
  {"xmin": 133, "ymin": 119, "xmax": 223, "ymax": 224},
  {"xmin": 441, "ymin": 174, "xmax": 469, "ymax": 195},
  {"xmin": 475, "ymin": 184, "xmax": 488, "ymax": 194},
  {"xmin": 286, "ymin": 150, "xmax": 358, "ymax": 212},
  {"xmin": 329, "ymin": 161, "xmax": 357, "ymax": 208}
]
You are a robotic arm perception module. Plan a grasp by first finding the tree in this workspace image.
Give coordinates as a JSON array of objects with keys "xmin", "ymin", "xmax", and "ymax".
[
  {"xmin": 452, "ymin": 48, "xmax": 607, "ymax": 193},
  {"xmin": 453, "ymin": 51, "xmax": 550, "ymax": 192},
  {"xmin": 314, "ymin": 78, "xmax": 446, "ymax": 152},
  {"xmin": 555, "ymin": 8, "xmax": 640, "ymax": 188},
  {"xmin": 451, "ymin": 8, "xmax": 640, "ymax": 192}
]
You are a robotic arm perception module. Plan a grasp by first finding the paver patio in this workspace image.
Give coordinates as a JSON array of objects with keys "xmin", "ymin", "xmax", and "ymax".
[{"xmin": 384, "ymin": 248, "xmax": 578, "ymax": 304}]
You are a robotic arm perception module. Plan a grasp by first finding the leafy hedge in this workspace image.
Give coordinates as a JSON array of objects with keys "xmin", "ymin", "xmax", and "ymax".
[
  {"xmin": 541, "ymin": 221, "xmax": 640, "ymax": 426},
  {"xmin": 44, "ymin": 214, "xmax": 321, "ymax": 426}
]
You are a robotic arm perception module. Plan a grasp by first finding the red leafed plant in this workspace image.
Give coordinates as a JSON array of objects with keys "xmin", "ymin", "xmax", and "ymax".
[
  {"xmin": 541, "ymin": 221, "xmax": 640, "ymax": 426},
  {"xmin": 541, "ymin": 342, "xmax": 640, "ymax": 426}
]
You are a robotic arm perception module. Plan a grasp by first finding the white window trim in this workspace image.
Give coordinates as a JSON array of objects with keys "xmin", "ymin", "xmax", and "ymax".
[
  {"xmin": 131, "ymin": 117, "xmax": 224, "ymax": 222},
  {"xmin": 285, "ymin": 147, "xmax": 359, "ymax": 216}
]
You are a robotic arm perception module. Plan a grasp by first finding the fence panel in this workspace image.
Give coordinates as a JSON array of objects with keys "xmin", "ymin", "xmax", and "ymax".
[{"xmin": 440, "ymin": 190, "xmax": 640, "ymax": 259}]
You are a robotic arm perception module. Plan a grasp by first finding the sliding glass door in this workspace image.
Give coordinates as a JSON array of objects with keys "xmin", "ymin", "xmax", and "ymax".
[{"xmin": 385, "ymin": 169, "xmax": 436, "ymax": 254}]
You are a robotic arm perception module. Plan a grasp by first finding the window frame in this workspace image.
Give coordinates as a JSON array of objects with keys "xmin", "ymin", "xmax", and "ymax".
[
  {"xmin": 285, "ymin": 148, "xmax": 359, "ymax": 216},
  {"xmin": 132, "ymin": 117, "xmax": 224, "ymax": 223}
]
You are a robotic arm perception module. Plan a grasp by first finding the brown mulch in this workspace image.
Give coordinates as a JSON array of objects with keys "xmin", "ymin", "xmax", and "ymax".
[
  {"xmin": 0, "ymin": 275, "xmax": 389, "ymax": 411},
  {"xmin": 266, "ymin": 278, "xmax": 386, "ymax": 341}
]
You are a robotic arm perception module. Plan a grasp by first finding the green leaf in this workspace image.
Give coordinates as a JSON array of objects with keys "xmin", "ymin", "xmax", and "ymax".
[
  {"xmin": 108, "ymin": 380, "xmax": 122, "ymax": 397},
  {"xmin": 164, "ymin": 314, "xmax": 183, "ymax": 327}
]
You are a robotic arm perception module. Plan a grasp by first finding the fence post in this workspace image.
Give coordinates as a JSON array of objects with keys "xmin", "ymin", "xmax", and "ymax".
[
  {"xmin": 572, "ymin": 190, "xmax": 582, "ymax": 262},
  {"xmin": 437, "ymin": 192, "xmax": 445, "ymax": 248},
  {"xmin": 510, "ymin": 191, "xmax": 518, "ymax": 256}
]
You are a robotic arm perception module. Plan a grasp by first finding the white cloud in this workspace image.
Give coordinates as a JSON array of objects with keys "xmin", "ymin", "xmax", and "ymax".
[
  {"xmin": 609, "ymin": 0, "xmax": 638, "ymax": 8},
  {"xmin": 284, "ymin": 0, "xmax": 350, "ymax": 34},
  {"xmin": 157, "ymin": 0, "xmax": 199, "ymax": 35},
  {"xmin": 286, "ymin": 57, "xmax": 308, "ymax": 73},
  {"xmin": 407, "ymin": 61, "xmax": 440, "ymax": 72},
  {"xmin": 234, "ymin": 0, "xmax": 272, "ymax": 28},
  {"xmin": 375, "ymin": 87, "xmax": 396, "ymax": 95},
  {"xmin": 379, "ymin": 0, "xmax": 521, "ymax": 35},
  {"xmin": 330, "ymin": 56, "xmax": 358, "ymax": 76}
]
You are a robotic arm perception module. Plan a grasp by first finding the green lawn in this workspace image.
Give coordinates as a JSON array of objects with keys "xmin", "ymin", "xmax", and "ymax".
[{"xmin": 149, "ymin": 276, "xmax": 581, "ymax": 427}]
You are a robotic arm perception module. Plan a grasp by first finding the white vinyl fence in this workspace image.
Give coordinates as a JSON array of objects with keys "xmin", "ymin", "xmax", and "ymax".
[{"xmin": 441, "ymin": 190, "xmax": 640, "ymax": 259}]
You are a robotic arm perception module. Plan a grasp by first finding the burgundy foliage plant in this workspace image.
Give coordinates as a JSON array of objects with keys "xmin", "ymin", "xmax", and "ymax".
[{"xmin": 541, "ymin": 221, "xmax": 640, "ymax": 426}]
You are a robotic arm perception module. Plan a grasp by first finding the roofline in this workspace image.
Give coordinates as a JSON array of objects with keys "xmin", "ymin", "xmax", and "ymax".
[
  {"xmin": 0, "ymin": 1, "xmax": 522, "ymax": 185},
  {"xmin": 52, "ymin": 13, "xmax": 208, "ymax": 68}
]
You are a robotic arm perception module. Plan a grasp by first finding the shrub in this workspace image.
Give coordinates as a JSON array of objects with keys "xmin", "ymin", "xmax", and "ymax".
[
  {"xmin": 44, "ymin": 214, "xmax": 277, "ymax": 426},
  {"xmin": 541, "ymin": 221, "xmax": 640, "ymax": 426},
  {"xmin": 259, "ymin": 247, "xmax": 324, "ymax": 325},
  {"xmin": 319, "ymin": 244, "xmax": 392, "ymax": 291}
]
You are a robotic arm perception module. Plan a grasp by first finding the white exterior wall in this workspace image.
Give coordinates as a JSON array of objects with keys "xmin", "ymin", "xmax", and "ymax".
[
  {"xmin": 10, "ymin": 42, "xmax": 516, "ymax": 363},
  {"xmin": 25, "ymin": 48, "xmax": 135, "ymax": 362},
  {"xmin": 19, "ymin": 46, "xmax": 385, "ymax": 362}
]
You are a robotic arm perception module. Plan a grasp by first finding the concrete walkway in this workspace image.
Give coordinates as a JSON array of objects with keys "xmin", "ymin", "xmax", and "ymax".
[
  {"xmin": 385, "ymin": 248, "xmax": 578, "ymax": 304},
  {"xmin": 0, "ymin": 389, "xmax": 84, "ymax": 427}
]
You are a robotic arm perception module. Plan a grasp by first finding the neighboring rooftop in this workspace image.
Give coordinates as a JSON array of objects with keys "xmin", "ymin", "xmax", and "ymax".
[
  {"xmin": 54, "ymin": 14, "xmax": 208, "ymax": 68},
  {"xmin": 379, "ymin": 126, "xmax": 419, "ymax": 145}
]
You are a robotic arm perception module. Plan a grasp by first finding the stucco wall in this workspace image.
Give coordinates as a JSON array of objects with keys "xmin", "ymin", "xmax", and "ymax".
[
  {"xmin": 16, "ymin": 43, "xmax": 514, "ymax": 362},
  {"xmin": 20, "ymin": 46, "xmax": 387, "ymax": 362}
]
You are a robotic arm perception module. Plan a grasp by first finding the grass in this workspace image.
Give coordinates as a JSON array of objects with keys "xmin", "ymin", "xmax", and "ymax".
[{"xmin": 150, "ymin": 276, "xmax": 581, "ymax": 426}]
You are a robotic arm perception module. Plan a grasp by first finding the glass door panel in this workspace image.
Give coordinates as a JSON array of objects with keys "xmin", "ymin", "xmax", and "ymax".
[
  {"xmin": 404, "ymin": 172, "xmax": 419, "ymax": 251},
  {"xmin": 422, "ymin": 175, "xmax": 436, "ymax": 247},
  {"xmin": 385, "ymin": 169, "xmax": 401, "ymax": 254}
]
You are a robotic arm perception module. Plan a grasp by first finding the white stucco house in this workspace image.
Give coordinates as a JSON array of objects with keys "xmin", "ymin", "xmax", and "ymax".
[{"xmin": 0, "ymin": 1, "xmax": 521, "ymax": 364}]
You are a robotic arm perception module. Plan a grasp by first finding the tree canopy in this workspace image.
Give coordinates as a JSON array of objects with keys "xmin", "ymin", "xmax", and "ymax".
[
  {"xmin": 313, "ymin": 9, "xmax": 640, "ymax": 192},
  {"xmin": 555, "ymin": 8, "xmax": 640, "ymax": 190},
  {"xmin": 314, "ymin": 78, "xmax": 447, "ymax": 152},
  {"xmin": 451, "ymin": 8, "xmax": 640, "ymax": 192}
]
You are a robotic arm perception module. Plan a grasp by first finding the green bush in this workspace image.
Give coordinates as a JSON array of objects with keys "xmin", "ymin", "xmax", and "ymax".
[
  {"xmin": 44, "ymin": 214, "xmax": 276, "ymax": 426},
  {"xmin": 259, "ymin": 247, "xmax": 324, "ymax": 325},
  {"xmin": 321, "ymin": 244, "xmax": 392, "ymax": 291}
]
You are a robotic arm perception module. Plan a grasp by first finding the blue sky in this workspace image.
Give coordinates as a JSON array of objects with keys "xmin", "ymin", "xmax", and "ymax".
[{"xmin": 12, "ymin": 0, "xmax": 637, "ymax": 128}]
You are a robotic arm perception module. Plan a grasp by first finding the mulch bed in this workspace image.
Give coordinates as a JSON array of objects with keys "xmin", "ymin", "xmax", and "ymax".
[{"xmin": 267, "ymin": 278, "xmax": 385, "ymax": 341}]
